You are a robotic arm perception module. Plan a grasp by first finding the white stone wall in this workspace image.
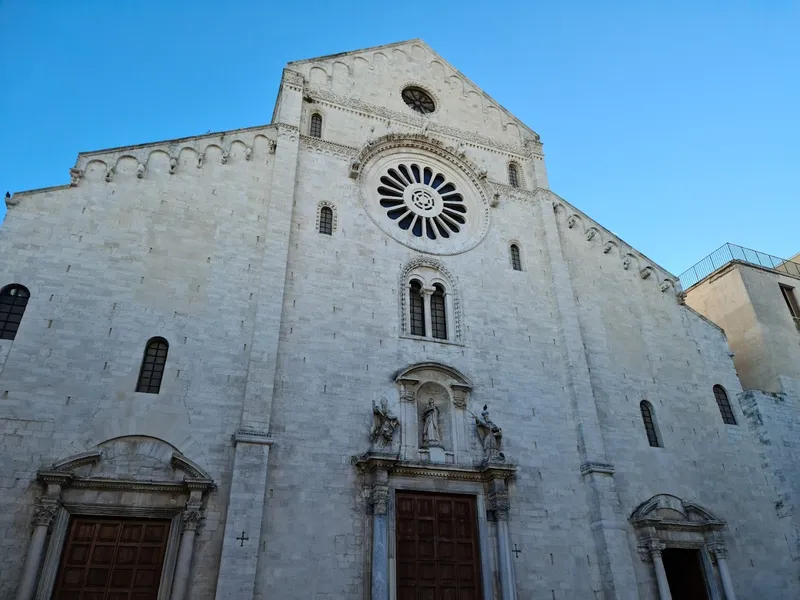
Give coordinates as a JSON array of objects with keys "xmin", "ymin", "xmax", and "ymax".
[{"xmin": 0, "ymin": 127, "xmax": 278, "ymax": 597}]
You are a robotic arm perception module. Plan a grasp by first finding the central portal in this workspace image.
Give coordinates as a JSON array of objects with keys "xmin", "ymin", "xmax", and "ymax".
[{"xmin": 395, "ymin": 491, "xmax": 482, "ymax": 600}]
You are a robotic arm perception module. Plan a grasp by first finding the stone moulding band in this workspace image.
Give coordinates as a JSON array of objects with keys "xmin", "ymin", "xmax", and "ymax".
[
  {"xmin": 353, "ymin": 453, "xmax": 516, "ymax": 483},
  {"xmin": 233, "ymin": 429, "xmax": 274, "ymax": 445}
]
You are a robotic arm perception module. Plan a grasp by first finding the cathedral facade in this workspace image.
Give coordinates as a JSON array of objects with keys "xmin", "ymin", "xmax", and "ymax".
[{"xmin": 1, "ymin": 40, "xmax": 797, "ymax": 600}]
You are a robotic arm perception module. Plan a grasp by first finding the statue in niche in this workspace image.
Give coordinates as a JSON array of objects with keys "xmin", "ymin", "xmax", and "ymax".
[
  {"xmin": 421, "ymin": 398, "xmax": 442, "ymax": 448},
  {"xmin": 370, "ymin": 399, "xmax": 399, "ymax": 450},
  {"xmin": 475, "ymin": 404, "xmax": 504, "ymax": 462}
]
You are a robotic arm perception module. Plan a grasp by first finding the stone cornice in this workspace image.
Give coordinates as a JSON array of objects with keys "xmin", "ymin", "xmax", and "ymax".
[
  {"xmin": 580, "ymin": 461, "xmax": 615, "ymax": 475},
  {"xmin": 233, "ymin": 428, "xmax": 275, "ymax": 446},
  {"xmin": 353, "ymin": 453, "xmax": 516, "ymax": 482},
  {"xmin": 51, "ymin": 450, "xmax": 102, "ymax": 472},
  {"xmin": 306, "ymin": 87, "xmax": 533, "ymax": 158},
  {"xmin": 538, "ymin": 188, "xmax": 680, "ymax": 293},
  {"xmin": 299, "ymin": 135, "xmax": 359, "ymax": 159}
]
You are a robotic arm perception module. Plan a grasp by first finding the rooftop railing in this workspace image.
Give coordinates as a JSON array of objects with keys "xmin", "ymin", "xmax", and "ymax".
[{"xmin": 679, "ymin": 243, "xmax": 800, "ymax": 290}]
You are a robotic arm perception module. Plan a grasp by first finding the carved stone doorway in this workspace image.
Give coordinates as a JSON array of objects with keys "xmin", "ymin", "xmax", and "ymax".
[
  {"xmin": 662, "ymin": 549, "xmax": 710, "ymax": 600},
  {"xmin": 395, "ymin": 491, "xmax": 482, "ymax": 600},
  {"xmin": 51, "ymin": 516, "xmax": 170, "ymax": 600}
]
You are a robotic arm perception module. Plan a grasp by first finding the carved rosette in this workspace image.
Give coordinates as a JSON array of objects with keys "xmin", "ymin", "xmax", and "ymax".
[
  {"xmin": 181, "ymin": 505, "xmax": 203, "ymax": 532},
  {"xmin": 33, "ymin": 498, "xmax": 60, "ymax": 528}
]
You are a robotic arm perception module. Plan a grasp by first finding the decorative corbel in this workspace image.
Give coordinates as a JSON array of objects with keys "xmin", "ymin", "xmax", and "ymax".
[
  {"xmin": 136, "ymin": 163, "xmax": 146, "ymax": 179},
  {"xmin": 268, "ymin": 140, "xmax": 277, "ymax": 154},
  {"xmin": 490, "ymin": 192, "xmax": 500, "ymax": 208},
  {"xmin": 602, "ymin": 242, "xmax": 614, "ymax": 254},
  {"xmin": 69, "ymin": 168, "xmax": 83, "ymax": 187},
  {"xmin": 169, "ymin": 157, "xmax": 178, "ymax": 174},
  {"xmin": 585, "ymin": 228, "xmax": 597, "ymax": 241},
  {"xmin": 640, "ymin": 267, "xmax": 652, "ymax": 280},
  {"xmin": 349, "ymin": 161, "xmax": 360, "ymax": 179},
  {"xmin": 105, "ymin": 169, "xmax": 115, "ymax": 183},
  {"xmin": 245, "ymin": 147, "xmax": 252, "ymax": 161},
  {"xmin": 221, "ymin": 150, "xmax": 229, "ymax": 164},
  {"xmin": 197, "ymin": 153, "xmax": 204, "ymax": 168},
  {"xmin": 567, "ymin": 216, "xmax": 577, "ymax": 229}
]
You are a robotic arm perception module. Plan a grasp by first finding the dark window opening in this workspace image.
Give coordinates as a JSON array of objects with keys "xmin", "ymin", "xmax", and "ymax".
[
  {"xmin": 409, "ymin": 280, "xmax": 425, "ymax": 336},
  {"xmin": 713, "ymin": 385, "xmax": 737, "ymax": 425},
  {"xmin": 401, "ymin": 87, "xmax": 435, "ymax": 114},
  {"xmin": 0, "ymin": 284, "xmax": 30, "ymax": 341},
  {"xmin": 508, "ymin": 164, "xmax": 519, "ymax": 188},
  {"xmin": 640, "ymin": 401, "xmax": 661, "ymax": 447},
  {"xmin": 510, "ymin": 244, "xmax": 522, "ymax": 271},
  {"xmin": 780, "ymin": 284, "xmax": 799, "ymax": 318},
  {"xmin": 431, "ymin": 284, "xmax": 447, "ymax": 340},
  {"xmin": 310, "ymin": 113, "xmax": 322, "ymax": 138},
  {"xmin": 319, "ymin": 206, "xmax": 333, "ymax": 235},
  {"xmin": 136, "ymin": 338, "xmax": 169, "ymax": 394}
]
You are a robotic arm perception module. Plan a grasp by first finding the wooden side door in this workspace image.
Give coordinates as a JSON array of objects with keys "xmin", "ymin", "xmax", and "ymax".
[{"xmin": 51, "ymin": 517, "xmax": 170, "ymax": 600}]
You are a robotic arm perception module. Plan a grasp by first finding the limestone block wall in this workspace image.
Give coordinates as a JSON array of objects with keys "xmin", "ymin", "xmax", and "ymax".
[
  {"xmin": 740, "ymin": 386, "xmax": 800, "ymax": 564},
  {"xmin": 257, "ymin": 145, "xmax": 609, "ymax": 598},
  {"xmin": 555, "ymin": 209, "xmax": 799, "ymax": 598},
  {"xmin": 0, "ymin": 127, "xmax": 278, "ymax": 597}
]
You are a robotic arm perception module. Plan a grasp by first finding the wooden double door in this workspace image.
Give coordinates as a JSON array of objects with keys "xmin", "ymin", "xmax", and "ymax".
[
  {"xmin": 51, "ymin": 516, "xmax": 170, "ymax": 600},
  {"xmin": 396, "ymin": 492, "xmax": 483, "ymax": 600}
]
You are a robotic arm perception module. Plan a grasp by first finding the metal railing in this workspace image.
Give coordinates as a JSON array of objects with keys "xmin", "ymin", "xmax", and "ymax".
[{"xmin": 679, "ymin": 243, "xmax": 800, "ymax": 290}]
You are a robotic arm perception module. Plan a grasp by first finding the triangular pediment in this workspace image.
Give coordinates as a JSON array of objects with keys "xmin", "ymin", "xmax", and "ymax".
[{"xmin": 284, "ymin": 39, "xmax": 538, "ymax": 148}]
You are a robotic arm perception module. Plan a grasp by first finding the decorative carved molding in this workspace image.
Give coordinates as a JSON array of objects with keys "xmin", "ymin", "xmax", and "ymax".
[
  {"xmin": 372, "ymin": 482, "xmax": 389, "ymax": 516},
  {"xmin": 487, "ymin": 489, "xmax": 510, "ymax": 521},
  {"xmin": 181, "ymin": 505, "xmax": 203, "ymax": 532},
  {"xmin": 580, "ymin": 461, "xmax": 615, "ymax": 476},
  {"xmin": 69, "ymin": 168, "xmax": 83, "ymax": 187},
  {"xmin": 51, "ymin": 450, "xmax": 102, "ymax": 472},
  {"xmin": 398, "ymin": 259, "xmax": 464, "ymax": 341},
  {"xmin": 234, "ymin": 428, "xmax": 275, "ymax": 445},
  {"xmin": 306, "ymin": 87, "xmax": 532, "ymax": 158},
  {"xmin": 33, "ymin": 497, "xmax": 60, "ymax": 528},
  {"xmin": 170, "ymin": 452, "xmax": 213, "ymax": 481},
  {"xmin": 315, "ymin": 200, "xmax": 339, "ymax": 233},
  {"xmin": 353, "ymin": 454, "xmax": 516, "ymax": 483},
  {"xmin": 300, "ymin": 135, "xmax": 359, "ymax": 160}
]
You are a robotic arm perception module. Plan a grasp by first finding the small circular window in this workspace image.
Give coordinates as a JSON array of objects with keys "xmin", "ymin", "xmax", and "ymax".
[
  {"xmin": 402, "ymin": 87, "xmax": 435, "ymax": 114},
  {"xmin": 378, "ymin": 163, "xmax": 465, "ymax": 239}
]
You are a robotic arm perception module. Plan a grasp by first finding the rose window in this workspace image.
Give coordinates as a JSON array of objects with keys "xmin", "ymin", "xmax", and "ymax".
[
  {"xmin": 402, "ymin": 87, "xmax": 436, "ymax": 114},
  {"xmin": 377, "ymin": 163, "xmax": 466, "ymax": 239}
]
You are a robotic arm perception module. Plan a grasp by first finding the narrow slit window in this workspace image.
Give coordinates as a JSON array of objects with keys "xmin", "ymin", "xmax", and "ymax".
[
  {"xmin": 780, "ymin": 284, "xmax": 800, "ymax": 318},
  {"xmin": 409, "ymin": 280, "xmax": 425, "ymax": 336},
  {"xmin": 0, "ymin": 284, "xmax": 30, "ymax": 341},
  {"xmin": 136, "ymin": 337, "xmax": 169, "ymax": 394},
  {"xmin": 431, "ymin": 284, "xmax": 447, "ymax": 340},
  {"xmin": 319, "ymin": 206, "xmax": 333, "ymax": 235},
  {"xmin": 310, "ymin": 113, "xmax": 322, "ymax": 138},
  {"xmin": 713, "ymin": 385, "xmax": 737, "ymax": 425},
  {"xmin": 640, "ymin": 401, "xmax": 661, "ymax": 447},
  {"xmin": 510, "ymin": 244, "xmax": 522, "ymax": 271},
  {"xmin": 508, "ymin": 164, "xmax": 519, "ymax": 188}
]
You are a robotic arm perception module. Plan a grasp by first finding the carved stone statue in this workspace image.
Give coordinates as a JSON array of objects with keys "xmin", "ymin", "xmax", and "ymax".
[
  {"xmin": 421, "ymin": 398, "xmax": 441, "ymax": 448},
  {"xmin": 370, "ymin": 399, "xmax": 399, "ymax": 450},
  {"xmin": 475, "ymin": 404, "xmax": 503, "ymax": 462}
]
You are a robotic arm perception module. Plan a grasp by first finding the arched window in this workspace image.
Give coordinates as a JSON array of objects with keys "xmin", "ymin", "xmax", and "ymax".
[
  {"xmin": 409, "ymin": 280, "xmax": 425, "ymax": 337},
  {"xmin": 713, "ymin": 385, "xmax": 737, "ymax": 425},
  {"xmin": 310, "ymin": 113, "xmax": 322, "ymax": 138},
  {"xmin": 0, "ymin": 284, "xmax": 30, "ymax": 340},
  {"xmin": 136, "ymin": 337, "xmax": 169, "ymax": 394},
  {"xmin": 431, "ymin": 284, "xmax": 447, "ymax": 340},
  {"xmin": 508, "ymin": 163, "xmax": 519, "ymax": 188},
  {"xmin": 510, "ymin": 244, "xmax": 522, "ymax": 271},
  {"xmin": 640, "ymin": 401, "xmax": 661, "ymax": 447},
  {"xmin": 319, "ymin": 206, "xmax": 333, "ymax": 235}
]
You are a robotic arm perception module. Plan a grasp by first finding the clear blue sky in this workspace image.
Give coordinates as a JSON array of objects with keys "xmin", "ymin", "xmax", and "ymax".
[{"xmin": 2, "ymin": 1, "xmax": 798, "ymax": 274}]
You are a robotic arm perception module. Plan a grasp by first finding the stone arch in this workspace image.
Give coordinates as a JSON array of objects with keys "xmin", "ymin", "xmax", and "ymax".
[
  {"xmin": 398, "ymin": 258, "xmax": 463, "ymax": 342},
  {"xmin": 394, "ymin": 362, "xmax": 473, "ymax": 465},
  {"xmin": 629, "ymin": 494, "xmax": 733, "ymax": 600}
]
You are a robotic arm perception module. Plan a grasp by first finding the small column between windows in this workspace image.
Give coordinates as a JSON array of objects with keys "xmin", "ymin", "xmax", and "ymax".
[{"xmin": 421, "ymin": 287, "xmax": 434, "ymax": 340}]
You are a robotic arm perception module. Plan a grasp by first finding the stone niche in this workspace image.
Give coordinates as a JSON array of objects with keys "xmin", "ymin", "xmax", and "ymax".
[{"xmin": 394, "ymin": 362, "xmax": 474, "ymax": 465}]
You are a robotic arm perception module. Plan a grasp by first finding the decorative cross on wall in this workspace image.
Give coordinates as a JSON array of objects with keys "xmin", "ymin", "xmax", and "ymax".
[
  {"xmin": 236, "ymin": 531, "xmax": 249, "ymax": 547},
  {"xmin": 512, "ymin": 544, "xmax": 522, "ymax": 558}
]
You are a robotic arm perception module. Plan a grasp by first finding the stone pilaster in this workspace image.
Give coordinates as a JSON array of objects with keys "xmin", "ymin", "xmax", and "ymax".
[
  {"xmin": 371, "ymin": 469, "xmax": 390, "ymax": 600},
  {"xmin": 535, "ymin": 189, "xmax": 638, "ymax": 598},
  {"xmin": 216, "ymin": 116, "xmax": 303, "ymax": 599},
  {"xmin": 488, "ymin": 478, "xmax": 516, "ymax": 600},
  {"xmin": 17, "ymin": 484, "xmax": 63, "ymax": 600}
]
